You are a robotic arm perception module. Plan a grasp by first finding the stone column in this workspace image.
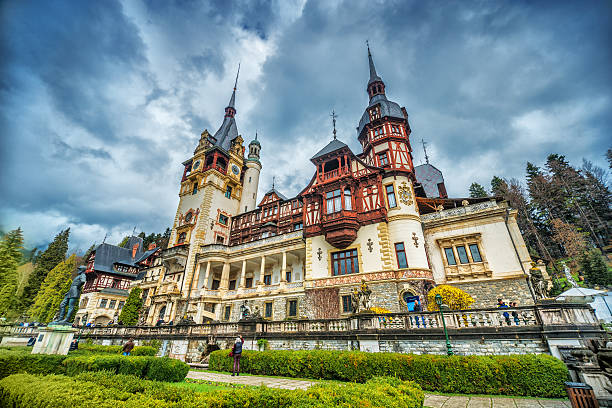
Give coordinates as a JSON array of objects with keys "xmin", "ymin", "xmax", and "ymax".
[
  {"xmin": 191, "ymin": 262, "xmax": 202, "ymax": 293},
  {"xmin": 280, "ymin": 251, "xmax": 287, "ymax": 282},
  {"xmin": 258, "ymin": 255, "xmax": 266, "ymax": 286},
  {"xmin": 202, "ymin": 261, "xmax": 211, "ymax": 289},
  {"xmin": 220, "ymin": 262, "xmax": 230, "ymax": 290},
  {"xmin": 239, "ymin": 260, "xmax": 247, "ymax": 288}
]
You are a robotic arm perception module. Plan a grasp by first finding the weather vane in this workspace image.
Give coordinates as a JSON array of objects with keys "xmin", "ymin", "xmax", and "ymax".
[
  {"xmin": 272, "ymin": 176, "xmax": 275, "ymax": 189},
  {"xmin": 421, "ymin": 138, "xmax": 429, "ymax": 164},
  {"xmin": 331, "ymin": 110, "xmax": 338, "ymax": 140}
]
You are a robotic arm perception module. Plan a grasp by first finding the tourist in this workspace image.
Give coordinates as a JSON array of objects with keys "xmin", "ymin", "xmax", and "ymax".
[
  {"xmin": 413, "ymin": 299, "xmax": 422, "ymax": 312},
  {"xmin": 497, "ymin": 298, "xmax": 510, "ymax": 325},
  {"xmin": 510, "ymin": 302, "xmax": 520, "ymax": 325},
  {"xmin": 231, "ymin": 335, "xmax": 244, "ymax": 376},
  {"xmin": 122, "ymin": 338, "xmax": 135, "ymax": 356}
]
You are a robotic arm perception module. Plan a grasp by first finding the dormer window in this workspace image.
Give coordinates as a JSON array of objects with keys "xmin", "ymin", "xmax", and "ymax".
[
  {"xmin": 378, "ymin": 152, "xmax": 389, "ymax": 166},
  {"xmin": 373, "ymin": 127, "xmax": 384, "ymax": 140},
  {"xmin": 391, "ymin": 125, "xmax": 401, "ymax": 134}
]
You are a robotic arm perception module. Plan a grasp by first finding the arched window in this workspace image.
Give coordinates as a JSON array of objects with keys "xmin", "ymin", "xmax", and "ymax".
[
  {"xmin": 344, "ymin": 189, "xmax": 352, "ymax": 210},
  {"xmin": 178, "ymin": 232, "xmax": 187, "ymax": 244},
  {"xmin": 185, "ymin": 212, "xmax": 193, "ymax": 223}
]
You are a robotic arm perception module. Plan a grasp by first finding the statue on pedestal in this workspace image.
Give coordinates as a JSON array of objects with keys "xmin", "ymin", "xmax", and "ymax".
[
  {"xmin": 239, "ymin": 300, "xmax": 252, "ymax": 320},
  {"xmin": 51, "ymin": 265, "xmax": 87, "ymax": 325},
  {"xmin": 529, "ymin": 262, "xmax": 548, "ymax": 299}
]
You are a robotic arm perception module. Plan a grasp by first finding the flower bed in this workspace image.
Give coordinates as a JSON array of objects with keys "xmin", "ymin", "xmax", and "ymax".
[
  {"xmin": 209, "ymin": 350, "xmax": 569, "ymax": 398},
  {"xmin": 0, "ymin": 371, "xmax": 424, "ymax": 407}
]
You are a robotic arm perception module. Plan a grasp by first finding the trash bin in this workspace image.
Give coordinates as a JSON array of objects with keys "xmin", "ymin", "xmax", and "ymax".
[{"xmin": 565, "ymin": 382, "xmax": 599, "ymax": 408}]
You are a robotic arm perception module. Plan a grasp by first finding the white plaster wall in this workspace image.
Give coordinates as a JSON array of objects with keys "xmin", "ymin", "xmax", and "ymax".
[
  {"xmin": 239, "ymin": 161, "xmax": 261, "ymax": 213},
  {"xmin": 309, "ymin": 223, "xmax": 382, "ymax": 280},
  {"xmin": 425, "ymin": 218, "xmax": 525, "ymax": 283}
]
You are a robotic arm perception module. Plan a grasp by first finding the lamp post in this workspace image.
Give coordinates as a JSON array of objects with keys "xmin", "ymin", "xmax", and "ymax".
[{"xmin": 435, "ymin": 294, "xmax": 453, "ymax": 356}]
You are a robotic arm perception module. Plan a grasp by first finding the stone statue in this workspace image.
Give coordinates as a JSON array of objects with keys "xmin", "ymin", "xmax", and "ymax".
[
  {"xmin": 251, "ymin": 306, "xmax": 261, "ymax": 319},
  {"xmin": 51, "ymin": 265, "xmax": 87, "ymax": 325},
  {"xmin": 529, "ymin": 262, "xmax": 548, "ymax": 299},
  {"xmin": 240, "ymin": 300, "xmax": 252, "ymax": 320},
  {"xmin": 563, "ymin": 262, "xmax": 579, "ymax": 288},
  {"xmin": 350, "ymin": 288, "xmax": 360, "ymax": 314},
  {"xmin": 359, "ymin": 280, "xmax": 372, "ymax": 311}
]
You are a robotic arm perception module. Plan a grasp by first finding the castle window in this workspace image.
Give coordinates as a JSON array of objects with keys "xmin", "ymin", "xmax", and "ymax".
[
  {"xmin": 185, "ymin": 212, "xmax": 193, "ymax": 223},
  {"xmin": 211, "ymin": 279, "xmax": 220, "ymax": 290},
  {"xmin": 192, "ymin": 183, "xmax": 198, "ymax": 195},
  {"xmin": 385, "ymin": 185, "xmax": 397, "ymax": 208},
  {"xmin": 264, "ymin": 274, "xmax": 271, "ymax": 286},
  {"xmin": 294, "ymin": 223, "xmax": 303, "ymax": 231},
  {"xmin": 286, "ymin": 270, "xmax": 292, "ymax": 282},
  {"xmin": 109, "ymin": 300, "xmax": 116, "ymax": 309},
  {"xmin": 80, "ymin": 298, "xmax": 88, "ymax": 308},
  {"xmin": 216, "ymin": 235, "xmax": 224, "ymax": 244},
  {"xmin": 99, "ymin": 299, "xmax": 108, "ymax": 308},
  {"xmin": 332, "ymin": 249, "xmax": 359, "ymax": 276},
  {"xmin": 378, "ymin": 152, "xmax": 389, "ymax": 166},
  {"xmin": 225, "ymin": 186, "xmax": 232, "ymax": 198},
  {"xmin": 245, "ymin": 277, "xmax": 253, "ymax": 288},
  {"xmin": 273, "ymin": 206, "xmax": 277, "ymax": 215},
  {"xmin": 224, "ymin": 306, "xmax": 231, "ymax": 321},
  {"xmin": 229, "ymin": 280, "xmax": 236, "ymax": 290},
  {"xmin": 456, "ymin": 245, "xmax": 469, "ymax": 264},
  {"xmin": 395, "ymin": 242, "xmax": 408, "ymax": 269},
  {"xmin": 444, "ymin": 248, "xmax": 456, "ymax": 265},
  {"xmin": 249, "ymin": 176, "xmax": 252, "ymax": 183},
  {"xmin": 219, "ymin": 214, "xmax": 228, "ymax": 225},
  {"xmin": 178, "ymin": 232, "xmax": 186, "ymax": 244},
  {"xmin": 326, "ymin": 189, "xmax": 342, "ymax": 214},
  {"xmin": 368, "ymin": 105, "xmax": 381, "ymax": 121},
  {"xmin": 288, "ymin": 300, "xmax": 298, "ymax": 317},
  {"xmin": 344, "ymin": 189, "xmax": 352, "ymax": 210},
  {"xmin": 264, "ymin": 302, "xmax": 273, "ymax": 318},
  {"xmin": 469, "ymin": 244, "xmax": 482, "ymax": 262},
  {"xmin": 341, "ymin": 295, "xmax": 352, "ymax": 313},
  {"xmin": 118, "ymin": 301, "xmax": 125, "ymax": 309}
]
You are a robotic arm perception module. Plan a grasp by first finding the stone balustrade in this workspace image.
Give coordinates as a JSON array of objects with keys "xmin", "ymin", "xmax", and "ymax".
[{"xmin": 0, "ymin": 304, "xmax": 601, "ymax": 342}]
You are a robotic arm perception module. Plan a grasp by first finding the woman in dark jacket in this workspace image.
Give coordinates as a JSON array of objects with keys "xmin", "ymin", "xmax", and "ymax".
[{"xmin": 231, "ymin": 335, "xmax": 244, "ymax": 376}]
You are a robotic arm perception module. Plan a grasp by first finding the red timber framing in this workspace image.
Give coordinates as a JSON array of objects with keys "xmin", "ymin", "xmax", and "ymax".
[
  {"xmin": 83, "ymin": 272, "xmax": 132, "ymax": 293},
  {"xmin": 229, "ymin": 192, "xmax": 303, "ymax": 246}
]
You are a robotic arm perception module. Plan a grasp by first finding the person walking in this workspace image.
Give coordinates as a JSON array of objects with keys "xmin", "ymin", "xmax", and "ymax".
[
  {"xmin": 497, "ymin": 298, "xmax": 510, "ymax": 325},
  {"xmin": 122, "ymin": 338, "xmax": 135, "ymax": 356},
  {"xmin": 231, "ymin": 335, "xmax": 244, "ymax": 376}
]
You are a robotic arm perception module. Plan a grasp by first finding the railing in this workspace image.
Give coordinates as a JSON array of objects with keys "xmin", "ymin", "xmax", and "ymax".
[
  {"xmin": 1, "ymin": 304, "xmax": 599, "ymax": 339},
  {"xmin": 321, "ymin": 167, "xmax": 349, "ymax": 181}
]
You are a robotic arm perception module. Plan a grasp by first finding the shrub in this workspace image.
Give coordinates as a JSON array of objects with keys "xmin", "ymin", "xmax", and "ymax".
[
  {"xmin": 146, "ymin": 357, "xmax": 190, "ymax": 382},
  {"xmin": 76, "ymin": 343, "xmax": 157, "ymax": 356},
  {"xmin": 0, "ymin": 349, "xmax": 187, "ymax": 382},
  {"xmin": 209, "ymin": 350, "xmax": 568, "ymax": 398},
  {"xmin": 0, "ymin": 372, "xmax": 424, "ymax": 408},
  {"xmin": 427, "ymin": 284, "xmax": 475, "ymax": 311}
]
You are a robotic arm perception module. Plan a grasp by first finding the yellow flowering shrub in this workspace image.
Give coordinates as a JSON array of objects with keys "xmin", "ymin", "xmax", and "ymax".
[
  {"xmin": 369, "ymin": 307, "xmax": 391, "ymax": 314},
  {"xmin": 427, "ymin": 285, "xmax": 474, "ymax": 311}
]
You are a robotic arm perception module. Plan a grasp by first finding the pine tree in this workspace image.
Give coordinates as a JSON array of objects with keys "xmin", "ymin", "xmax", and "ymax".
[
  {"xmin": 20, "ymin": 228, "xmax": 70, "ymax": 313},
  {"xmin": 0, "ymin": 228, "xmax": 24, "ymax": 318},
  {"xmin": 469, "ymin": 182, "xmax": 487, "ymax": 198},
  {"xmin": 118, "ymin": 287, "xmax": 143, "ymax": 325},
  {"xmin": 118, "ymin": 236, "xmax": 129, "ymax": 248},
  {"xmin": 28, "ymin": 254, "xmax": 77, "ymax": 323},
  {"xmin": 490, "ymin": 176, "xmax": 507, "ymax": 196},
  {"xmin": 580, "ymin": 250, "xmax": 612, "ymax": 287}
]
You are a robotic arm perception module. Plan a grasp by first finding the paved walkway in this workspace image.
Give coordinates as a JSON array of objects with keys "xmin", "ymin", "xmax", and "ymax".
[{"xmin": 187, "ymin": 371, "xmax": 570, "ymax": 407}]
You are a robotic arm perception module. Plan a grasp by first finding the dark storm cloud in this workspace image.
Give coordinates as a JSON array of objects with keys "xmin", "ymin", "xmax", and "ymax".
[{"xmin": 0, "ymin": 0, "xmax": 609, "ymax": 251}]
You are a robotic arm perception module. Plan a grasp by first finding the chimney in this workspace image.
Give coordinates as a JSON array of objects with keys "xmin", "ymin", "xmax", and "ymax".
[
  {"xmin": 148, "ymin": 243, "xmax": 156, "ymax": 250},
  {"xmin": 132, "ymin": 243, "xmax": 139, "ymax": 259}
]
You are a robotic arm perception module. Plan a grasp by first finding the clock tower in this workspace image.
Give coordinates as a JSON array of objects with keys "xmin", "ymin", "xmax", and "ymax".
[{"xmin": 162, "ymin": 66, "xmax": 261, "ymax": 321}]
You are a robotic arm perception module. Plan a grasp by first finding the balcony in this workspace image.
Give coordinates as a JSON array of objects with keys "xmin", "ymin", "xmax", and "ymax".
[
  {"xmin": 161, "ymin": 244, "xmax": 189, "ymax": 274},
  {"xmin": 322, "ymin": 210, "xmax": 359, "ymax": 248},
  {"xmin": 319, "ymin": 166, "xmax": 349, "ymax": 182}
]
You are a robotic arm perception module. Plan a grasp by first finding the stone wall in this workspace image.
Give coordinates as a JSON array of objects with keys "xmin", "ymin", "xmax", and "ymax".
[
  {"xmin": 378, "ymin": 338, "xmax": 547, "ymax": 355},
  {"xmin": 453, "ymin": 277, "xmax": 533, "ymax": 308}
]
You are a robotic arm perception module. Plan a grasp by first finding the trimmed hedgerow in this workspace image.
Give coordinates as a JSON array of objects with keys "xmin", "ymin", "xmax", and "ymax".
[
  {"xmin": 0, "ymin": 372, "xmax": 425, "ymax": 408},
  {"xmin": 209, "ymin": 350, "xmax": 569, "ymax": 398},
  {"xmin": 75, "ymin": 343, "xmax": 157, "ymax": 356},
  {"xmin": 0, "ymin": 350, "xmax": 188, "ymax": 382}
]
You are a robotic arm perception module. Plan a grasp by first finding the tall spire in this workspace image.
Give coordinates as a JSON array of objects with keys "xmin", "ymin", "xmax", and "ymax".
[
  {"xmin": 225, "ymin": 63, "xmax": 240, "ymax": 117},
  {"xmin": 365, "ymin": 42, "xmax": 385, "ymax": 99}
]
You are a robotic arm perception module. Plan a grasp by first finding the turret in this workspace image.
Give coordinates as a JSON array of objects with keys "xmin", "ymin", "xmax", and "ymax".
[{"xmin": 239, "ymin": 134, "xmax": 262, "ymax": 213}]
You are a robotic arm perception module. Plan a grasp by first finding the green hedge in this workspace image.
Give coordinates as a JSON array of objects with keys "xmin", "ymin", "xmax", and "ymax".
[
  {"xmin": 0, "ymin": 372, "xmax": 424, "ymax": 408},
  {"xmin": 209, "ymin": 350, "xmax": 569, "ymax": 398},
  {"xmin": 75, "ymin": 343, "xmax": 157, "ymax": 356},
  {"xmin": 0, "ymin": 350, "xmax": 189, "ymax": 382}
]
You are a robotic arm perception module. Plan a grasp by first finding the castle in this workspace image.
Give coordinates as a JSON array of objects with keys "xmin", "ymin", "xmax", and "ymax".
[{"xmin": 136, "ymin": 47, "xmax": 535, "ymax": 325}]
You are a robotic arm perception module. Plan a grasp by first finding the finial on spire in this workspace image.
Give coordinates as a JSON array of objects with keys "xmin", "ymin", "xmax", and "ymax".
[
  {"xmin": 255, "ymin": 131, "xmax": 258, "ymax": 140},
  {"xmin": 132, "ymin": 225, "xmax": 137, "ymax": 236},
  {"xmin": 227, "ymin": 63, "xmax": 240, "ymax": 112},
  {"xmin": 272, "ymin": 176, "xmax": 275, "ymax": 189},
  {"xmin": 331, "ymin": 110, "xmax": 338, "ymax": 140},
  {"xmin": 421, "ymin": 138, "xmax": 429, "ymax": 164},
  {"xmin": 233, "ymin": 62, "xmax": 240, "ymax": 91}
]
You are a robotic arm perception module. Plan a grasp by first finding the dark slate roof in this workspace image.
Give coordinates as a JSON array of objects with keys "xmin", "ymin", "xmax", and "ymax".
[
  {"xmin": 357, "ymin": 94, "xmax": 404, "ymax": 136},
  {"xmin": 310, "ymin": 139, "xmax": 350, "ymax": 161},
  {"xmin": 135, "ymin": 248, "xmax": 158, "ymax": 264},
  {"xmin": 368, "ymin": 47, "xmax": 382, "ymax": 85},
  {"xmin": 212, "ymin": 116, "xmax": 238, "ymax": 151},
  {"xmin": 93, "ymin": 236, "xmax": 145, "ymax": 274},
  {"xmin": 265, "ymin": 188, "xmax": 288, "ymax": 201},
  {"xmin": 415, "ymin": 163, "xmax": 445, "ymax": 198}
]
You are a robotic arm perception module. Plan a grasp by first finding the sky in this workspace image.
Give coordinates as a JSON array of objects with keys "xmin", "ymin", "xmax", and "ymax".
[{"xmin": 1, "ymin": 0, "xmax": 610, "ymax": 254}]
